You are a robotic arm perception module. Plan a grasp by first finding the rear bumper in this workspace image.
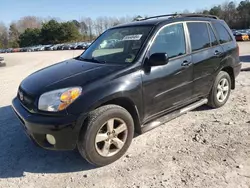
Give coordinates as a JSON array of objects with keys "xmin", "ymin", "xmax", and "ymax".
[
  {"xmin": 235, "ymin": 35, "xmax": 249, "ymax": 41},
  {"xmin": 11, "ymin": 97, "xmax": 84, "ymax": 150},
  {"xmin": 234, "ymin": 62, "xmax": 242, "ymax": 78}
]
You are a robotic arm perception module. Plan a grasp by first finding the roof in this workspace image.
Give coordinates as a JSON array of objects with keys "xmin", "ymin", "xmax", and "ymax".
[{"xmin": 114, "ymin": 14, "xmax": 220, "ymax": 28}]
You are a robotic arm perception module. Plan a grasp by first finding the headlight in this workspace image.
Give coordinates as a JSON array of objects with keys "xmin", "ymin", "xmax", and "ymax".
[{"xmin": 38, "ymin": 87, "xmax": 82, "ymax": 112}]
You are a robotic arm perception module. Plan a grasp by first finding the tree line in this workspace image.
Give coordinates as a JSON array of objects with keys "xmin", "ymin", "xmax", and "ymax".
[
  {"xmin": 0, "ymin": 16, "xmax": 132, "ymax": 48},
  {"xmin": 0, "ymin": 0, "xmax": 250, "ymax": 49},
  {"xmin": 200, "ymin": 0, "xmax": 250, "ymax": 29}
]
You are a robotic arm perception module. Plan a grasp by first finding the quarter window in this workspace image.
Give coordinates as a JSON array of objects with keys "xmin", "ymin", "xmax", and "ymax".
[
  {"xmin": 208, "ymin": 24, "xmax": 219, "ymax": 46},
  {"xmin": 187, "ymin": 22, "xmax": 210, "ymax": 52},
  {"xmin": 212, "ymin": 22, "xmax": 233, "ymax": 44},
  {"xmin": 150, "ymin": 23, "xmax": 186, "ymax": 59}
]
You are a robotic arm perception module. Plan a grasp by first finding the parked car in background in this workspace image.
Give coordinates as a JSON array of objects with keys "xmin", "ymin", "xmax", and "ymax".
[
  {"xmin": 57, "ymin": 44, "xmax": 65, "ymax": 50},
  {"xmin": 29, "ymin": 46, "xmax": 37, "ymax": 52},
  {"xmin": 1, "ymin": 40, "xmax": 94, "ymax": 54},
  {"xmin": 70, "ymin": 43, "xmax": 79, "ymax": 50},
  {"xmin": 234, "ymin": 30, "xmax": 249, "ymax": 41},
  {"xmin": 19, "ymin": 48, "xmax": 25, "ymax": 52},
  {"xmin": 51, "ymin": 44, "xmax": 60, "ymax": 50},
  {"xmin": 6, "ymin": 48, "xmax": 13, "ymax": 53},
  {"xmin": 21, "ymin": 47, "xmax": 31, "ymax": 52},
  {"xmin": 245, "ymin": 29, "xmax": 250, "ymax": 38},
  {"xmin": 12, "ymin": 48, "xmax": 21, "ymax": 53},
  {"xmin": 38, "ymin": 45, "xmax": 47, "ymax": 51},
  {"xmin": 61, "ymin": 44, "xmax": 71, "ymax": 50},
  {"xmin": 0, "ymin": 56, "xmax": 4, "ymax": 62},
  {"xmin": 44, "ymin": 45, "xmax": 53, "ymax": 51},
  {"xmin": 26, "ymin": 47, "xmax": 33, "ymax": 52},
  {"xmin": 76, "ymin": 42, "xmax": 87, "ymax": 50},
  {"xmin": 0, "ymin": 57, "xmax": 6, "ymax": 67},
  {"xmin": 0, "ymin": 56, "xmax": 5, "ymax": 67},
  {"xmin": 33, "ymin": 45, "xmax": 41, "ymax": 51}
]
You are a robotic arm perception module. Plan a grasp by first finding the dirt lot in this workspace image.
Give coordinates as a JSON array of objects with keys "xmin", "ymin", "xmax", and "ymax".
[{"xmin": 0, "ymin": 44, "xmax": 250, "ymax": 188}]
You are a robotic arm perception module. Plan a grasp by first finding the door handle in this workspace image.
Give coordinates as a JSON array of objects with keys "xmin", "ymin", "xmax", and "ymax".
[
  {"xmin": 181, "ymin": 60, "xmax": 191, "ymax": 67},
  {"xmin": 214, "ymin": 50, "xmax": 222, "ymax": 56}
]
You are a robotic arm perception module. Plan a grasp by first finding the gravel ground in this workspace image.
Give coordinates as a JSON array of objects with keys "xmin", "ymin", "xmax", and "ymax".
[{"xmin": 0, "ymin": 44, "xmax": 250, "ymax": 188}]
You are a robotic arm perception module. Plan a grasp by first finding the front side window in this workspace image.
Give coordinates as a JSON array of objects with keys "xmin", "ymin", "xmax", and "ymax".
[
  {"xmin": 212, "ymin": 22, "xmax": 233, "ymax": 44},
  {"xmin": 150, "ymin": 23, "xmax": 186, "ymax": 59},
  {"xmin": 79, "ymin": 26, "xmax": 152, "ymax": 64},
  {"xmin": 187, "ymin": 22, "xmax": 210, "ymax": 52}
]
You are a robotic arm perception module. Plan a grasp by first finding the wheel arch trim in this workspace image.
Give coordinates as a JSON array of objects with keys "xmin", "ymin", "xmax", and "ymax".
[{"xmin": 76, "ymin": 95, "xmax": 142, "ymax": 134}]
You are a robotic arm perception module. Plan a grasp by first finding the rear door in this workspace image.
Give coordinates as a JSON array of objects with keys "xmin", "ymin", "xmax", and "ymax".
[
  {"xmin": 211, "ymin": 21, "xmax": 238, "ymax": 61},
  {"xmin": 187, "ymin": 22, "xmax": 224, "ymax": 98}
]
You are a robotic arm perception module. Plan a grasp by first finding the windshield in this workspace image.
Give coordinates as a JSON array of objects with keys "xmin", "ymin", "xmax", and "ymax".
[{"xmin": 79, "ymin": 26, "xmax": 152, "ymax": 64}]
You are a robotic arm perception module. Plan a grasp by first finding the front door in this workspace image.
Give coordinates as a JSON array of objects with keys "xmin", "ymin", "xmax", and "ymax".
[{"xmin": 141, "ymin": 23, "xmax": 194, "ymax": 121}]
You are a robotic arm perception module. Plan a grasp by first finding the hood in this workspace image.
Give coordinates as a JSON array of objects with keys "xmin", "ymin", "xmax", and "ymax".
[{"xmin": 20, "ymin": 58, "xmax": 125, "ymax": 95}]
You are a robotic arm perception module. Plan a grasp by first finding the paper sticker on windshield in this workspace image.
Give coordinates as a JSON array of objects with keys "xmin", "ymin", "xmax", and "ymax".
[{"xmin": 122, "ymin": 34, "xmax": 142, "ymax": 41}]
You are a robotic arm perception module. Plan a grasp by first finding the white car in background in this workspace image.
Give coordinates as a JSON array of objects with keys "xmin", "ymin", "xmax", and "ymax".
[{"xmin": 0, "ymin": 57, "xmax": 6, "ymax": 67}]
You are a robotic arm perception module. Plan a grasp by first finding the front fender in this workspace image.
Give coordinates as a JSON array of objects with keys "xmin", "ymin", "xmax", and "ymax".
[{"xmin": 67, "ymin": 69, "xmax": 143, "ymax": 119}]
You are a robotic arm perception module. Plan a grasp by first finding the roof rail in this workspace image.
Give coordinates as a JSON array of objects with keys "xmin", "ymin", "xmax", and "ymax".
[
  {"xmin": 136, "ymin": 13, "xmax": 219, "ymax": 21},
  {"xmin": 138, "ymin": 14, "xmax": 178, "ymax": 21},
  {"xmin": 179, "ymin": 14, "xmax": 219, "ymax": 19}
]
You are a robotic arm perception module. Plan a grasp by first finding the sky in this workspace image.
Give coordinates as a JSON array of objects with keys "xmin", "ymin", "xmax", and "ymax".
[{"xmin": 0, "ymin": 0, "xmax": 242, "ymax": 25}]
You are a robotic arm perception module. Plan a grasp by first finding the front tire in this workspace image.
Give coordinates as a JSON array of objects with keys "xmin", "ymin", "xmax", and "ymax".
[
  {"xmin": 208, "ymin": 71, "xmax": 231, "ymax": 108},
  {"xmin": 77, "ymin": 105, "xmax": 134, "ymax": 166}
]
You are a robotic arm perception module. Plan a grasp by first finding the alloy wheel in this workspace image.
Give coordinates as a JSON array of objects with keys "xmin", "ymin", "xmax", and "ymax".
[
  {"xmin": 95, "ymin": 118, "xmax": 128, "ymax": 157},
  {"xmin": 216, "ymin": 78, "xmax": 229, "ymax": 103}
]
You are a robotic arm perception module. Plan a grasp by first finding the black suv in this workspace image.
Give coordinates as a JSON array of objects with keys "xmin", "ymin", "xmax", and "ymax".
[{"xmin": 12, "ymin": 14, "xmax": 241, "ymax": 166}]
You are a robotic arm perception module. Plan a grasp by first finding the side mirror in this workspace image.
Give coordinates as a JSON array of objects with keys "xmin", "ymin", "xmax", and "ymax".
[{"xmin": 148, "ymin": 53, "xmax": 169, "ymax": 66}]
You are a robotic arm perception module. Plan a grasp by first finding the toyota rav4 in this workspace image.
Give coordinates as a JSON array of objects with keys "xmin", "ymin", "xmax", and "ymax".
[{"xmin": 12, "ymin": 14, "xmax": 241, "ymax": 166}]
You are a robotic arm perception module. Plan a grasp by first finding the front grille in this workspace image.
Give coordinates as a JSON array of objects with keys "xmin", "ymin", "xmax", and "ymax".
[{"xmin": 18, "ymin": 87, "xmax": 36, "ymax": 112}]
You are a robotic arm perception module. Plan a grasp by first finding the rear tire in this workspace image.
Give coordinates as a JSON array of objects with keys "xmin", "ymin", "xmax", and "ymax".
[
  {"xmin": 77, "ymin": 105, "xmax": 134, "ymax": 166},
  {"xmin": 208, "ymin": 71, "xmax": 231, "ymax": 108}
]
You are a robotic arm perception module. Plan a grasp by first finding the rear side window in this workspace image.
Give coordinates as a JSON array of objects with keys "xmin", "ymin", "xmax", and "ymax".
[
  {"xmin": 207, "ymin": 24, "xmax": 219, "ymax": 46},
  {"xmin": 187, "ymin": 22, "xmax": 210, "ymax": 52},
  {"xmin": 212, "ymin": 22, "xmax": 233, "ymax": 44}
]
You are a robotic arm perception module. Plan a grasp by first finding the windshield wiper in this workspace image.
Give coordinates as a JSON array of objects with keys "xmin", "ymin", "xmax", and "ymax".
[
  {"xmin": 77, "ymin": 57, "xmax": 106, "ymax": 64},
  {"xmin": 90, "ymin": 58, "xmax": 106, "ymax": 64}
]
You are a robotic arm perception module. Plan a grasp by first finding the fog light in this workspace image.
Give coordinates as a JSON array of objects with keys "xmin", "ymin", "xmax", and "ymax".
[{"xmin": 46, "ymin": 134, "xmax": 56, "ymax": 145}]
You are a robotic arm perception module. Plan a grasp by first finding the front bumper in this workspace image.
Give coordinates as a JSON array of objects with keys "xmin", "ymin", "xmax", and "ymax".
[{"xmin": 11, "ymin": 97, "xmax": 82, "ymax": 150}]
